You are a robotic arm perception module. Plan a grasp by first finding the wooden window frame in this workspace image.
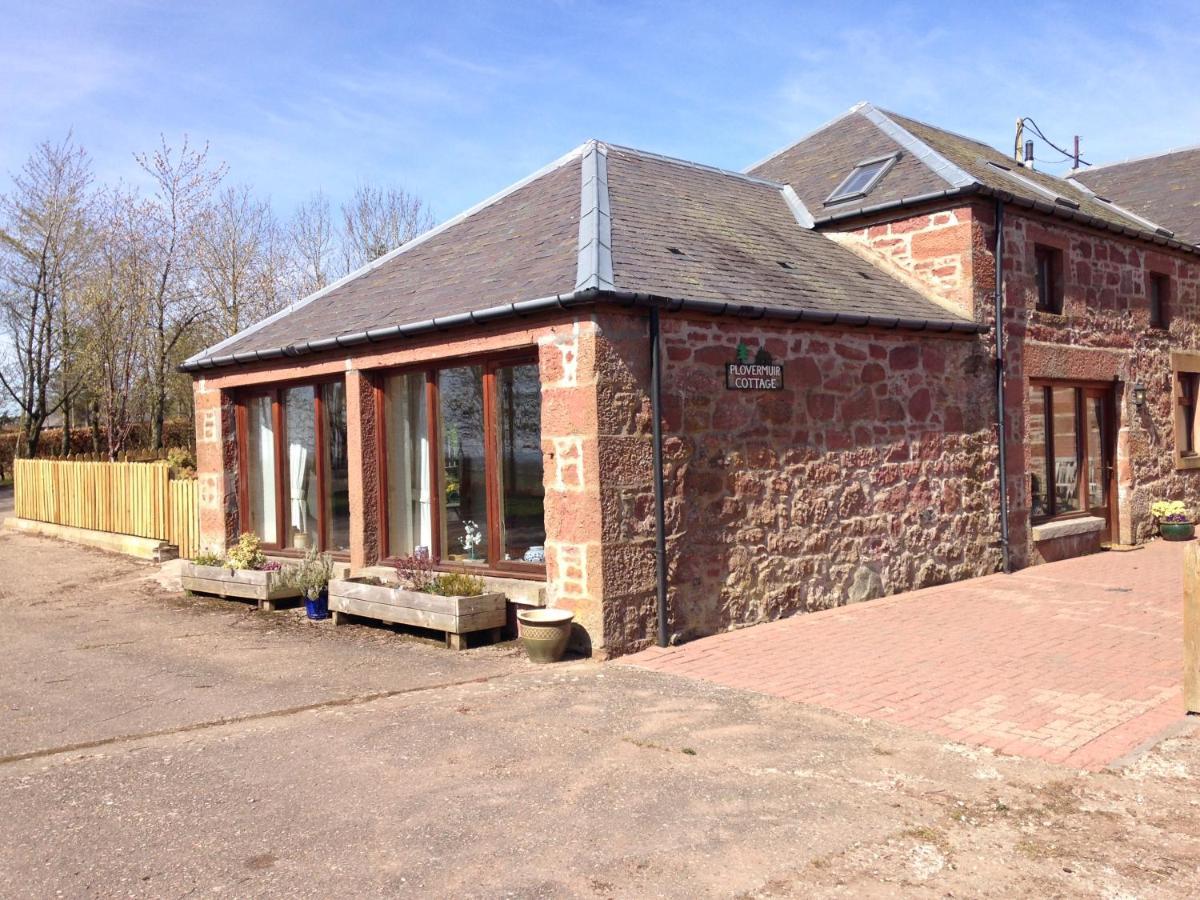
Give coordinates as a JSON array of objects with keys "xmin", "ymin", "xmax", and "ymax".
[
  {"xmin": 234, "ymin": 376, "xmax": 351, "ymax": 560},
  {"xmin": 1034, "ymin": 243, "xmax": 1064, "ymax": 314},
  {"xmin": 1173, "ymin": 353, "xmax": 1200, "ymax": 470},
  {"xmin": 1029, "ymin": 380, "xmax": 1113, "ymax": 525},
  {"xmin": 1149, "ymin": 271, "xmax": 1171, "ymax": 329},
  {"xmin": 375, "ymin": 350, "xmax": 547, "ymax": 581}
]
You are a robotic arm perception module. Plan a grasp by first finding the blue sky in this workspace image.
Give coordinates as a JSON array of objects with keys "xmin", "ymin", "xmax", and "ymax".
[{"xmin": 1, "ymin": 0, "xmax": 1198, "ymax": 224}]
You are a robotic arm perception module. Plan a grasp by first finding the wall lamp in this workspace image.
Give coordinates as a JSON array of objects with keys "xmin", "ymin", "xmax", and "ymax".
[{"xmin": 1132, "ymin": 383, "xmax": 1148, "ymax": 408}]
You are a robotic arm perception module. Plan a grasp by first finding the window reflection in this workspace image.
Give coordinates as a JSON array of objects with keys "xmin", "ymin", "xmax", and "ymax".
[
  {"xmin": 320, "ymin": 382, "xmax": 350, "ymax": 552},
  {"xmin": 1029, "ymin": 386, "xmax": 1049, "ymax": 520},
  {"xmin": 438, "ymin": 366, "xmax": 488, "ymax": 564},
  {"xmin": 1051, "ymin": 387, "xmax": 1080, "ymax": 514},
  {"xmin": 246, "ymin": 395, "xmax": 277, "ymax": 545},
  {"xmin": 497, "ymin": 363, "xmax": 545, "ymax": 563},
  {"xmin": 284, "ymin": 387, "xmax": 319, "ymax": 550}
]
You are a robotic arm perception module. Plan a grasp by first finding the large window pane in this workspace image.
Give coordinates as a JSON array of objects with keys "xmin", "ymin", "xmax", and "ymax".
[
  {"xmin": 284, "ymin": 387, "xmax": 319, "ymax": 550},
  {"xmin": 1051, "ymin": 387, "xmax": 1081, "ymax": 514},
  {"xmin": 438, "ymin": 366, "xmax": 488, "ymax": 565},
  {"xmin": 320, "ymin": 382, "xmax": 350, "ymax": 552},
  {"xmin": 497, "ymin": 363, "xmax": 545, "ymax": 562},
  {"xmin": 1028, "ymin": 386, "xmax": 1050, "ymax": 520},
  {"xmin": 246, "ymin": 395, "xmax": 277, "ymax": 545},
  {"xmin": 385, "ymin": 372, "xmax": 433, "ymax": 557}
]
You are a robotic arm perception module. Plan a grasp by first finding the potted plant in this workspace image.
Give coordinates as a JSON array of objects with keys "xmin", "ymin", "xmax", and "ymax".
[
  {"xmin": 1152, "ymin": 500, "xmax": 1195, "ymax": 541},
  {"xmin": 326, "ymin": 548, "xmax": 505, "ymax": 649},
  {"xmin": 281, "ymin": 547, "xmax": 334, "ymax": 619},
  {"xmin": 181, "ymin": 533, "xmax": 299, "ymax": 610}
]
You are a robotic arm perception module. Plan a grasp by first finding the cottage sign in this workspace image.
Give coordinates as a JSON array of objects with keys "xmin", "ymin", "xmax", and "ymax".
[{"xmin": 726, "ymin": 342, "xmax": 784, "ymax": 391}]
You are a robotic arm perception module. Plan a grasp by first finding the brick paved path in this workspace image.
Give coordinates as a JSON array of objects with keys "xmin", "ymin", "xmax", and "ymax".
[{"xmin": 624, "ymin": 541, "xmax": 1186, "ymax": 769}]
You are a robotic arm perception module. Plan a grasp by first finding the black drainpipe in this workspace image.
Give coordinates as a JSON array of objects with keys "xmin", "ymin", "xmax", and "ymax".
[
  {"xmin": 649, "ymin": 307, "xmax": 670, "ymax": 646},
  {"xmin": 994, "ymin": 199, "xmax": 1012, "ymax": 574}
]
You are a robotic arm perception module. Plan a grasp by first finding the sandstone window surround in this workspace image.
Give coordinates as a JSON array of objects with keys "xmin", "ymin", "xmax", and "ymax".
[
  {"xmin": 1149, "ymin": 272, "xmax": 1171, "ymax": 329},
  {"xmin": 1172, "ymin": 352, "xmax": 1200, "ymax": 471},
  {"xmin": 234, "ymin": 379, "xmax": 351, "ymax": 557},
  {"xmin": 374, "ymin": 352, "xmax": 547, "ymax": 579}
]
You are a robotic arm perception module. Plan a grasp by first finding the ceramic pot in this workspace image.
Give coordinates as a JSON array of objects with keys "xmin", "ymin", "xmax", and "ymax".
[
  {"xmin": 1160, "ymin": 522, "xmax": 1196, "ymax": 542},
  {"xmin": 517, "ymin": 608, "xmax": 574, "ymax": 663},
  {"xmin": 305, "ymin": 589, "xmax": 330, "ymax": 620}
]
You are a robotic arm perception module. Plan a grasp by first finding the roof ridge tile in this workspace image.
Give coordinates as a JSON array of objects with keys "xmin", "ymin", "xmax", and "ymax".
[
  {"xmin": 858, "ymin": 104, "xmax": 976, "ymax": 189},
  {"xmin": 575, "ymin": 142, "xmax": 615, "ymax": 291}
]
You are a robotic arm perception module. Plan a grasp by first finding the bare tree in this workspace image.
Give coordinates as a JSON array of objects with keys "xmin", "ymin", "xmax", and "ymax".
[
  {"xmin": 80, "ymin": 187, "xmax": 151, "ymax": 458},
  {"xmin": 290, "ymin": 190, "xmax": 337, "ymax": 295},
  {"xmin": 340, "ymin": 183, "xmax": 432, "ymax": 271},
  {"xmin": 197, "ymin": 184, "xmax": 290, "ymax": 338},
  {"xmin": 134, "ymin": 135, "xmax": 226, "ymax": 449},
  {"xmin": 0, "ymin": 134, "xmax": 94, "ymax": 457}
]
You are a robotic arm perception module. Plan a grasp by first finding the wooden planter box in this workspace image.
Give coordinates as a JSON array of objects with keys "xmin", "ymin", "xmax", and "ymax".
[
  {"xmin": 328, "ymin": 578, "xmax": 506, "ymax": 650},
  {"xmin": 180, "ymin": 563, "xmax": 301, "ymax": 611}
]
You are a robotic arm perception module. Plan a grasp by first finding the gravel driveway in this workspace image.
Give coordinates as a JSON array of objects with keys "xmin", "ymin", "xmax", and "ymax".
[{"xmin": 1, "ymin": 527, "xmax": 1198, "ymax": 898}]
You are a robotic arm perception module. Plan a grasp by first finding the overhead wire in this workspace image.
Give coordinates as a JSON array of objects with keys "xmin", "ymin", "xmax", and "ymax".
[{"xmin": 1020, "ymin": 117, "xmax": 1092, "ymax": 167}]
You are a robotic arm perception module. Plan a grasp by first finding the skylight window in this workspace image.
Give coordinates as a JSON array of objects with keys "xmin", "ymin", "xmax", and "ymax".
[{"xmin": 825, "ymin": 153, "xmax": 900, "ymax": 205}]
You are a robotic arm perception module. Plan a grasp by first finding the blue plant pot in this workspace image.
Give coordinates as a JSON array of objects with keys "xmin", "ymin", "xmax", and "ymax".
[{"xmin": 305, "ymin": 590, "xmax": 329, "ymax": 620}]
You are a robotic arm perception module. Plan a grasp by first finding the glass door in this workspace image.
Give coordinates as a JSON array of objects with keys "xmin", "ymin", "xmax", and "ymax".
[{"xmin": 1028, "ymin": 381, "xmax": 1116, "ymax": 540}]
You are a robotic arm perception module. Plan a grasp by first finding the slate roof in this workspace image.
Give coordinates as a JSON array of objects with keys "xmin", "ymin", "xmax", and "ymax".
[
  {"xmin": 604, "ymin": 146, "xmax": 955, "ymax": 322},
  {"xmin": 749, "ymin": 103, "xmax": 1194, "ymax": 251},
  {"xmin": 1071, "ymin": 147, "xmax": 1200, "ymax": 246},
  {"xmin": 746, "ymin": 108, "xmax": 948, "ymax": 218},
  {"xmin": 184, "ymin": 141, "xmax": 979, "ymax": 371}
]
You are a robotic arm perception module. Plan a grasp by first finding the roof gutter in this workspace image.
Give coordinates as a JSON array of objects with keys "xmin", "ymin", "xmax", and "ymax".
[{"xmin": 179, "ymin": 288, "xmax": 987, "ymax": 374}]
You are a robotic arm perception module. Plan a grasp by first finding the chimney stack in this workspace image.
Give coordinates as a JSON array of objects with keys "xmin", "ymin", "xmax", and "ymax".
[{"xmin": 1022, "ymin": 139, "xmax": 1035, "ymax": 170}]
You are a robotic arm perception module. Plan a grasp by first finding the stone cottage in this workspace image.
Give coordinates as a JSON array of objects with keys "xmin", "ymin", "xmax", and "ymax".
[{"xmin": 184, "ymin": 103, "xmax": 1200, "ymax": 657}]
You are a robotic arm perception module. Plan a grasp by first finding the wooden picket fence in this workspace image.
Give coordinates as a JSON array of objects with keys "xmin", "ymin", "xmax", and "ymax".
[
  {"xmin": 168, "ymin": 478, "xmax": 200, "ymax": 559},
  {"xmin": 13, "ymin": 458, "xmax": 201, "ymax": 559}
]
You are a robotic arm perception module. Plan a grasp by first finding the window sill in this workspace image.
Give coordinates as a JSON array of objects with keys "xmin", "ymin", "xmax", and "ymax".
[
  {"xmin": 377, "ymin": 556, "xmax": 547, "ymax": 583},
  {"xmin": 1031, "ymin": 516, "xmax": 1105, "ymax": 542},
  {"xmin": 1176, "ymin": 454, "xmax": 1200, "ymax": 471}
]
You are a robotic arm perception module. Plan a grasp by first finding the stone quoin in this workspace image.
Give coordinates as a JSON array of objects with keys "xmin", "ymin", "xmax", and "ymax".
[{"xmin": 183, "ymin": 103, "xmax": 1200, "ymax": 657}]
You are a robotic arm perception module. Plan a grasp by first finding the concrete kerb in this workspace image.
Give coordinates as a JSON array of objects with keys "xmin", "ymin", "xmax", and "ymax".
[{"xmin": 3, "ymin": 517, "xmax": 178, "ymax": 562}]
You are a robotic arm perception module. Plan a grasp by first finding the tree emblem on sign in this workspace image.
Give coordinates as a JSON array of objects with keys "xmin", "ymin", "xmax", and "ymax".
[
  {"xmin": 736, "ymin": 341, "xmax": 750, "ymax": 363},
  {"xmin": 754, "ymin": 346, "xmax": 773, "ymax": 365}
]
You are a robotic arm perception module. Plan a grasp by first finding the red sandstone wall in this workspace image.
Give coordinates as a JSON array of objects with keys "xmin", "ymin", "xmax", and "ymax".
[
  {"xmin": 1001, "ymin": 211, "xmax": 1200, "ymax": 551},
  {"xmin": 830, "ymin": 205, "xmax": 994, "ymax": 320},
  {"xmin": 652, "ymin": 317, "xmax": 1001, "ymax": 644},
  {"xmin": 829, "ymin": 199, "xmax": 1200, "ymax": 563},
  {"xmin": 192, "ymin": 314, "xmax": 618, "ymax": 654}
]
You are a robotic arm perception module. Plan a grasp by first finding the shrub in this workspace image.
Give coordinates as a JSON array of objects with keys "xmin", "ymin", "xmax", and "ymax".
[
  {"xmin": 192, "ymin": 549, "xmax": 224, "ymax": 567},
  {"xmin": 395, "ymin": 548, "xmax": 436, "ymax": 592},
  {"xmin": 279, "ymin": 547, "xmax": 334, "ymax": 599},
  {"xmin": 429, "ymin": 572, "xmax": 485, "ymax": 597},
  {"xmin": 166, "ymin": 446, "xmax": 196, "ymax": 479},
  {"xmin": 227, "ymin": 532, "xmax": 267, "ymax": 570}
]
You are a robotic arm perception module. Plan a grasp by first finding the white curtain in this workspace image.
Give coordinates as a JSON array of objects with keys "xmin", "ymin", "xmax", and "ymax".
[
  {"xmin": 385, "ymin": 374, "xmax": 432, "ymax": 557},
  {"xmin": 254, "ymin": 400, "xmax": 277, "ymax": 544},
  {"xmin": 289, "ymin": 442, "xmax": 308, "ymax": 531},
  {"xmin": 417, "ymin": 419, "xmax": 431, "ymax": 554}
]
